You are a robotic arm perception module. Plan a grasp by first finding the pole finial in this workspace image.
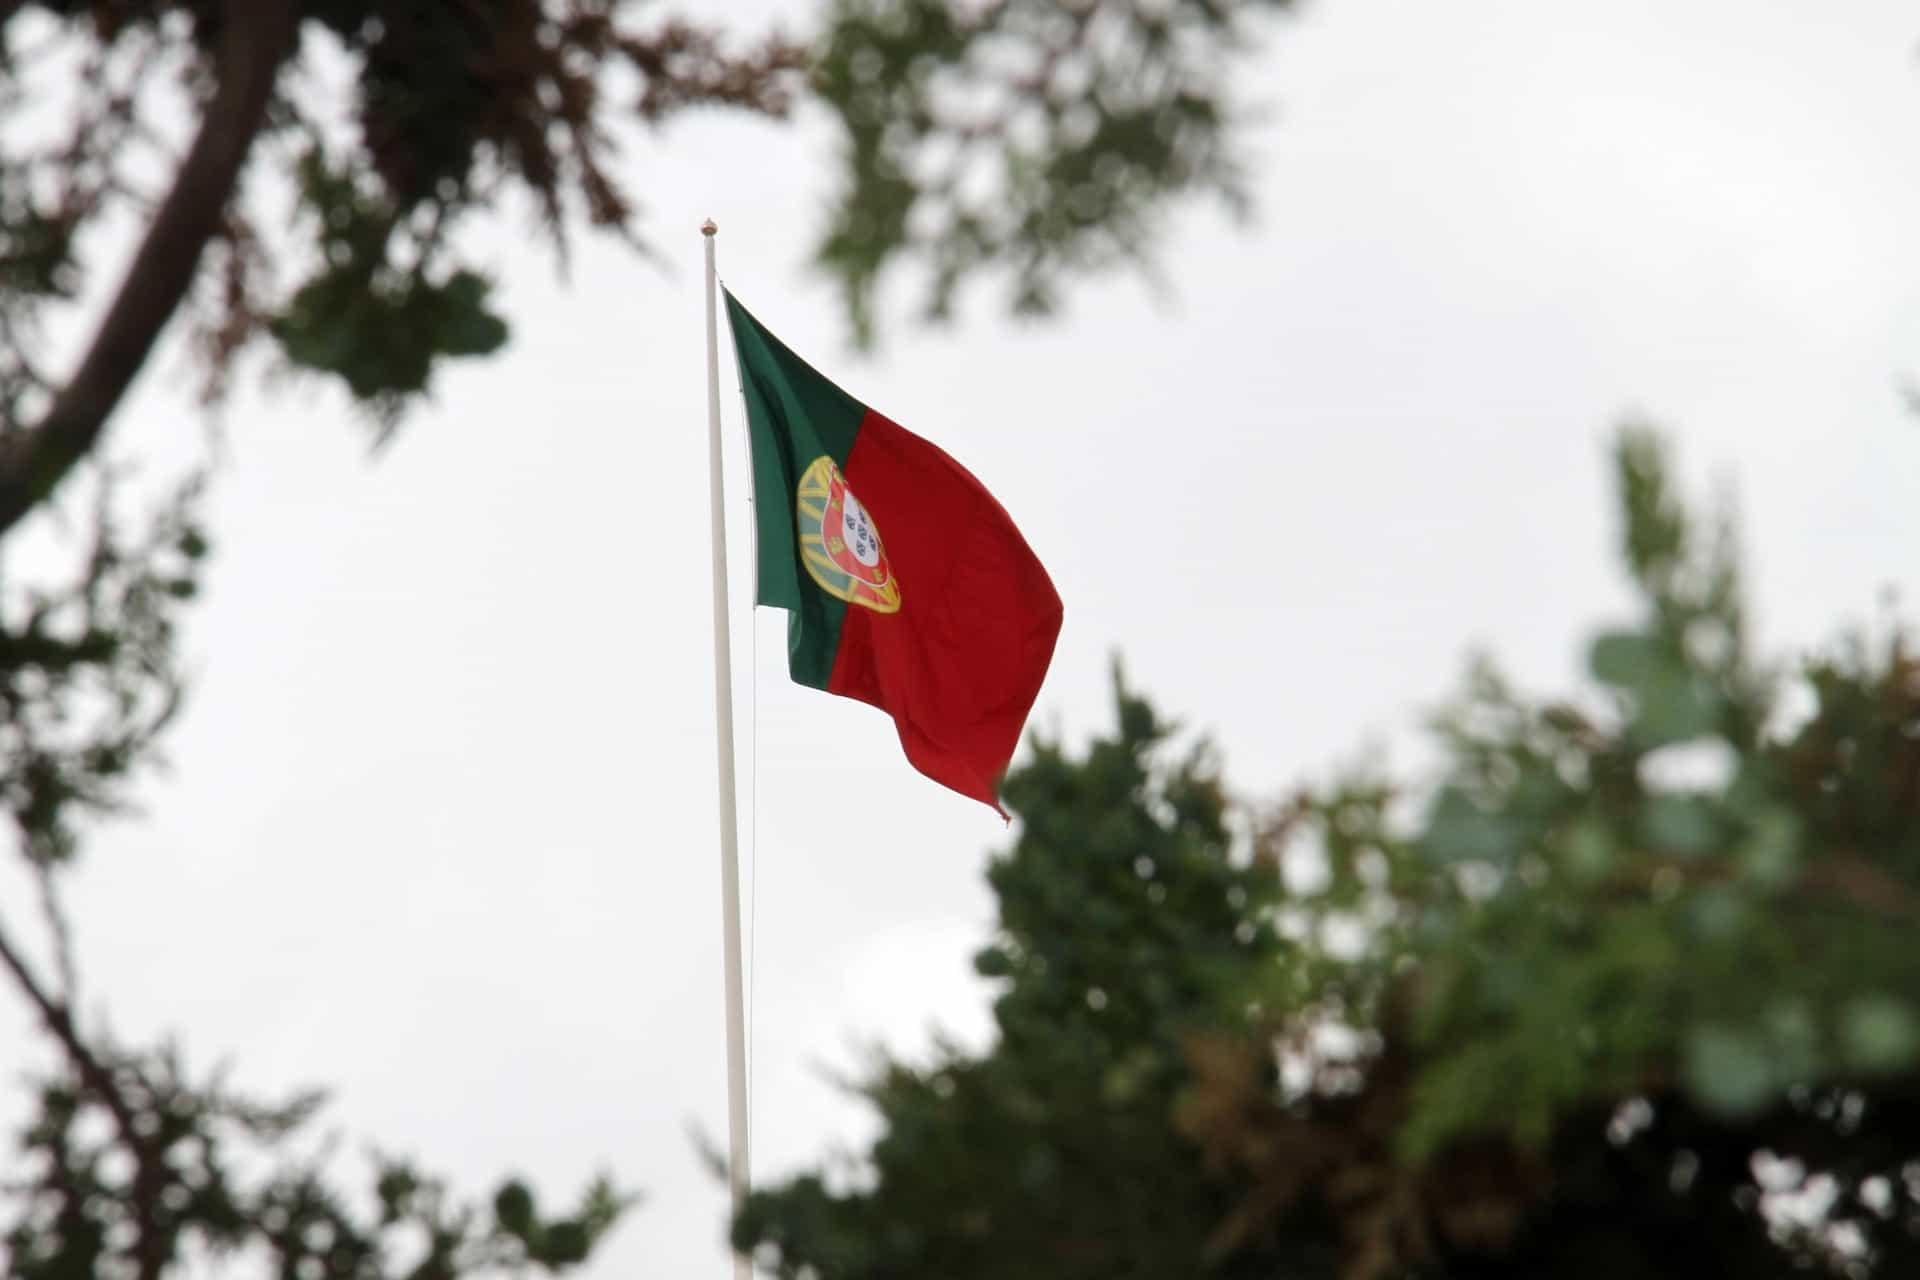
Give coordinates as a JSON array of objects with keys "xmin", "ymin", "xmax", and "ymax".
[{"xmin": 701, "ymin": 218, "xmax": 718, "ymax": 237}]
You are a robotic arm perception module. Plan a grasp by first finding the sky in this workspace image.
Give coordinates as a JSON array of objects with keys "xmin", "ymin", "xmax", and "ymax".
[{"xmin": 5, "ymin": 0, "xmax": 1920, "ymax": 1276}]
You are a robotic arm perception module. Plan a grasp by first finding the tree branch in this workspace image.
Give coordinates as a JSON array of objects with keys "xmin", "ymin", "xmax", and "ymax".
[
  {"xmin": 1803, "ymin": 853, "xmax": 1920, "ymax": 922},
  {"xmin": 35, "ymin": 858, "xmax": 76, "ymax": 998},
  {"xmin": 0, "ymin": 906, "xmax": 176, "ymax": 1279},
  {"xmin": 0, "ymin": 0, "xmax": 298, "ymax": 540},
  {"xmin": 0, "ymin": 908, "xmax": 123, "ymax": 1120}
]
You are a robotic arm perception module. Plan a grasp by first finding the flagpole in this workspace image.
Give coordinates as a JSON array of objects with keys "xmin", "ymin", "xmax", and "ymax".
[{"xmin": 702, "ymin": 218, "xmax": 752, "ymax": 1280}]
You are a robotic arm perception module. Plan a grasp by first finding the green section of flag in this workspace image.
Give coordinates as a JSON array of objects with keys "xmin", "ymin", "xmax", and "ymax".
[{"xmin": 723, "ymin": 291, "xmax": 866, "ymax": 690}]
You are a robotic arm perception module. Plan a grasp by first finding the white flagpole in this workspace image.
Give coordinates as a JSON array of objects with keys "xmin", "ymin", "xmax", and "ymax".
[{"xmin": 701, "ymin": 218, "xmax": 752, "ymax": 1280}]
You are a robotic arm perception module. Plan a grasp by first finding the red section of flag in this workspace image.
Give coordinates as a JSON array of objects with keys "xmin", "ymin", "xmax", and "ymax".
[{"xmin": 826, "ymin": 410, "xmax": 1063, "ymax": 814}]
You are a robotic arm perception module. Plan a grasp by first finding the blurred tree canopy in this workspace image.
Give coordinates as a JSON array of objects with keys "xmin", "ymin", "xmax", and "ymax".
[
  {"xmin": 737, "ymin": 431, "xmax": 1920, "ymax": 1279},
  {"xmin": 0, "ymin": 1, "xmax": 1288, "ymax": 1275}
]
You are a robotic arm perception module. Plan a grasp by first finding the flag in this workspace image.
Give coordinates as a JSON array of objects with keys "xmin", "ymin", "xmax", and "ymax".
[{"xmin": 723, "ymin": 290, "xmax": 1063, "ymax": 814}]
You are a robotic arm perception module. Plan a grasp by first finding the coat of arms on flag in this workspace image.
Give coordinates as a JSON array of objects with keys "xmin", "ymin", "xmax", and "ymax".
[{"xmin": 796, "ymin": 456, "xmax": 900, "ymax": 613}]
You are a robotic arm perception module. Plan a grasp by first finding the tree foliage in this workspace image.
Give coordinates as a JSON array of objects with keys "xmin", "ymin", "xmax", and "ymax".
[
  {"xmin": 738, "ymin": 430, "xmax": 1920, "ymax": 1279},
  {"xmin": 0, "ymin": 1, "xmax": 1287, "ymax": 1275},
  {"xmin": 813, "ymin": 0, "xmax": 1291, "ymax": 340},
  {"xmin": 739, "ymin": 675, "xmax": 1298, "ymax": 1278}
]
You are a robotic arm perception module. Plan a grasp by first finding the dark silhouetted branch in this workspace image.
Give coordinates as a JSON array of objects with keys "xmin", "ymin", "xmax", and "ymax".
[{"xmin": 0, "ymin": 0, "xmax": 298, "ymax": 540}]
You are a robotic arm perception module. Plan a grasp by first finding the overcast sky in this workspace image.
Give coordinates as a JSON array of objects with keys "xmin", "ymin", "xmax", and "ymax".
[{"xmin": 5, "ymin": 1, "xmax": 1920, "ymax": 1276}]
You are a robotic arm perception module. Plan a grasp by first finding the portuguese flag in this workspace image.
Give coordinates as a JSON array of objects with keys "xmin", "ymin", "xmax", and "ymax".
[{"xmin": 723, "ymin": 291, "xmax": 1063, "ymax": 814}]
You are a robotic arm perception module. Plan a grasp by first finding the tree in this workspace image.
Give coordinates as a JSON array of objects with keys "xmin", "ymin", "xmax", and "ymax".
[
  {"xmin": 0, "ymin": 1, "xmax": 1287, "ymax": 1275},
  {"xmin": 739, "ymin": 671, "xmax": 1306, "ymax": 1279},
  {"xmin": 736, "ymin": 430, "xmax": 1920, "ymax": 1279}
]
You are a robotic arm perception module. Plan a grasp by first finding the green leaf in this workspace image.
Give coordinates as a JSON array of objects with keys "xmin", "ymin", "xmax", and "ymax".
[
  {"xmin": 1684, "ymin": 1024, "xmax": 1776, "ymax": 1116},
  {"xmin": 1631, "ymin": 667, "xmax": 1721, "ymax": 746},
  {"xmin": 1590, "ymin": 630, "xmax": 1662, "ymax": 689},
  {"xmin": 1420, "ymin": 785, "xmax": 1526, "ymax": 866},
  {"xmin": 542, "ymin": 1220, "xmax": 591, "ymax": 1266},
  {"xmin": 1639, "ymin": 793, "xmax": 1718, "ymax": 857},
  {"xmin": 1762, "ymin": 1000, "xmax": 1819, "ymax": 1083},
  {"xmin": 1590, "ymin": 628, "xmax": 1722, "ymax": 745},
  {"xmin": 439, "ymin": 271, "xmax": 511, "ymax": 357},
  {"xmin": 493, "ymin": 1180, "xmax": 535, "ymax": 1236},
  {"xmin": 1736, "ymin": 808, "xmax": 1799, "ymax": 888},
  {"xmin": 973, "ymin": 946, "xmax": 1013, "ymax": 978},
  {"xmin": 1841, "ymin": 996, "xmax": 1919, "ymax": 1074},
  {"xmin": 1687, "ymin": 886, "xmax": 1745, "ymax": 940},
  {"xmin": 1560, "ymin": 817, "xmax": 1614, "ymax": 881}
]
